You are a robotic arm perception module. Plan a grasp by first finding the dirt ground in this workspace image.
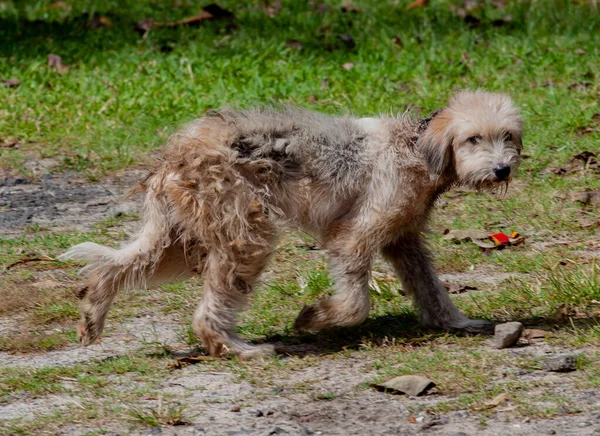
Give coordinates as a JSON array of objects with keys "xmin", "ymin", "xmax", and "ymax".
[{"xmin": 1, "ymin": 170, "xmax": 599, "ymax": 436}]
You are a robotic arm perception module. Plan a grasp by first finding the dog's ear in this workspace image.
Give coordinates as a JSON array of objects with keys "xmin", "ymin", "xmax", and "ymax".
[{"xmin": 417, "ymin": 113, "xmax": 454, "ymax": 180}]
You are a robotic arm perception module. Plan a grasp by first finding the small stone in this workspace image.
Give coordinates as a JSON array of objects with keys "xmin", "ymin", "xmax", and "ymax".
[
  {"xmin": 543, "ymin": 354, "xmax": 577, "ymax": 372},
  {"xmin": 231, "ymin": 405, "xmax": 241, "ymax": 412},
  {"xmin": 494, "ymin": 322, "xmax": 524, "ymax": 348}
]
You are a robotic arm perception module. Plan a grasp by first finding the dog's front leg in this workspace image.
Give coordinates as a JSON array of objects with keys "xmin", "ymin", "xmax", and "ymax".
[{"xmin": 382, "ymin": 233, "xmax": 494, "ymax": 334}]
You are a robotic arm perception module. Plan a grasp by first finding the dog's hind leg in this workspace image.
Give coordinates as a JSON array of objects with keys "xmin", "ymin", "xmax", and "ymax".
[
  {"xmin": 382, "ymin": 233, "xmax": 494, "ymax": 334},
  {"xmin": 192, "ymin": 238, "xmax": 276, "ymax": 359},
  {"xmin": 192, "ymin": 221, "xmax": 276, "ymax": 358}
]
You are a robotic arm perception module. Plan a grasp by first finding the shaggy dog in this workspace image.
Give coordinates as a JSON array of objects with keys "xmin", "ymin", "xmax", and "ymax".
[{"xmin": 60, "ymin": 90, "xmax": 523, "ymax": 358}]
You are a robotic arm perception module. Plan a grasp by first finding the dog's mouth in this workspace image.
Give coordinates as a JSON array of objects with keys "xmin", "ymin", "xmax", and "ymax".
[{"xmin": 475, "ymin": 178, "xmax": 512, "ymax": 196}]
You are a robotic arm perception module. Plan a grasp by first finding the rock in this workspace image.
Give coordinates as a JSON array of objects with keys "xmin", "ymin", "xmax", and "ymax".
[
  {"xmin": 373, "ymin": 375, "xmax": 436, "ymax": 396},
  {"xmin": 494, "ymin": 322, "xmax": 524, "ymax": 348},
  {"xmin": 543, "ymin": 354, "xmax": 578, "ymax": 372}
]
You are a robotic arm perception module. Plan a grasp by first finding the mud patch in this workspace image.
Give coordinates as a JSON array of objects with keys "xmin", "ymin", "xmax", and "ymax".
[{"xmin": 0, "ymin": 170, "xmax": 146, "ymax": 236}]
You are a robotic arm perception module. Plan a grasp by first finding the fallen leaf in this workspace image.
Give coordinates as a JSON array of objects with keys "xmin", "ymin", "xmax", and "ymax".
[
  {"xmin": 0, "ymin": 137, "xmax": 19, "ymax": 148},
  {"xmin": 569, "ymin": 81, "xmax": 592, "ymax": 91},
  {"xmin": 339, "ymin": 34, "xmax": 356, "ymax": 49},
  {"xmin": 571, "ymin": 191, "xmax": 600, "ymax": 207},
  {"xmin": 307, "ymin": 94, "xmax": 318, "ymax": 104},
  {"xmin": 392, "ymin": 36, "xmax": 403, "ymax": 47},
  {"xmin": 442, "ymin": 229, "xmax": 489, "ymax": 242},
  {"xmin": 342, "ymin": 62, "xmax": 355, "ymax": 71},
  {"xmin": 372, "ymin": 375, "xmax": 435, "ymax": 396},
  {"xmin": 166, "ymin": 355, "xmax": 216, "ymax": 370},
  {"xmin": 522, "ymin": 329, "xmax": 546, "ymax": 340},
  {"xmin": 341, "ymin": 0, "xmax": 361, "ymax": 13},
  {"xmin": 89, "ymin": 13, "xmax": 112, "ymax": 29},
  {"xmin": 483, "ymin": 393, "xmax": 509, "ymax": 408},
  {"xmin": 407, "ymin": 0, "xmax": 428, "ymax": 10},
  {"xmin": 265, "ymin": 0, "xmax": 282, "ymax": 17},
  {"xmin": 48, "ymin": 54, "xmax": 68, "ymax": 73},
  {"xmin": 134, "ymin": 4, "xmax": 232, "ymax": 36},
  {"xmin": 443, "ymin": 282, "xmax": 478, "ymax": 294},
  {"xmin": 286, "ymin": 39, "xmax": 304, "ymax": 50},
  {"xmin": 2, "ymin": 77, "xmax": 19, "ymax": 88},
  {"xmin": 573, "ymin": 151, "xmax": 597, "ymax": 164}
]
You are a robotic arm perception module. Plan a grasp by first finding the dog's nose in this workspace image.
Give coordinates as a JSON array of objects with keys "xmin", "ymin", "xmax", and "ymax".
[{"xmin": 493, "ymin": 164, "xmax": 511, "ymax": 181}]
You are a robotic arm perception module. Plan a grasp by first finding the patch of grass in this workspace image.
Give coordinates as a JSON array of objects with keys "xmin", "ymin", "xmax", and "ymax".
[
  {"xmin": 0, "ymin": 355, "xmax": 168, "ymax": 401},
  {"xmin": 458, "ymin": 262, "xmax": 600, "ymax": 323},
  {"xmin": 0, "ymin": 329, "xmax": 75, "ymax": 353},
  {"xmin": 128, "ymin": 399, "xmax": 190, "ymax": 427}
]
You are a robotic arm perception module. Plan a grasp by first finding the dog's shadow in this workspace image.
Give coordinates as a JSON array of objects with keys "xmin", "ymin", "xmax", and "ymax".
[{"xmin": 155, "ymin": 315, "xmax": 599, "ymax": 361}]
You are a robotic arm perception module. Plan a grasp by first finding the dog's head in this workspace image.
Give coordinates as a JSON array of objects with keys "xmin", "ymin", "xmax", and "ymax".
[{"xmin": 418, "ymin": 90, "xmax": 523, "ymax": 190}]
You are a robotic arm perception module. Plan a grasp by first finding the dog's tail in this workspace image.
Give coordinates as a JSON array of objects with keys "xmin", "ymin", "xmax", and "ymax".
[
  {"xmin": 60, "ymin": 187, "xmax": 171, "ymax": 291},
  {"xmin": 59, "ymin": 184, "xmax": 173, "ymax": 345}
]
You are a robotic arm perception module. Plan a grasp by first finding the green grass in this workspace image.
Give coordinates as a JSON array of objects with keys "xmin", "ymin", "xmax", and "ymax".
[{"xmin": 1, "ymin": 0, "xmax": 600, "ymax": 432}]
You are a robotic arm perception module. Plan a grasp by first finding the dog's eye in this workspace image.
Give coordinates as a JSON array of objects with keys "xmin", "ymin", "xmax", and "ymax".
[
  {"xmin": 467, "ymin": 135, "xmax": 482, "ymax": 145},
  {"xmin": 506, "ymin": 132, "xmax": 514, "ymax": 142}
]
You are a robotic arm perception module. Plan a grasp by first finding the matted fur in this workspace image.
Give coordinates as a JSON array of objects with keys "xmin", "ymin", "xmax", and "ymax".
[{"xmin": 60, "ymin": 90, "xmax": 523, "ymax": 358}]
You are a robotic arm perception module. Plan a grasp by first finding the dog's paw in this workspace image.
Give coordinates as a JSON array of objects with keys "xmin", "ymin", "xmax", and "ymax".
[
  {"xmin": 76, "ymin": 317, "xmax": 102, "ymax": 346},
  {"xmin": 448, "ymin": 318, "xmax": 495, "ymax": 335},
  {"xmin": 293, "ymin": 305, "xmax": 323, "ymax": 332}
]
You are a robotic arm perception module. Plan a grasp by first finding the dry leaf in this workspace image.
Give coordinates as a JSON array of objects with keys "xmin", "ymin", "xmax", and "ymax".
[
  {"xmin": 571, "ymin": 191, "xmax": 600, "ymax": 207},
  {"xmin": 89, "ymin": 14, "xmax": 112, "ymax": 29},
  {"xmin": 286, "ymin": 40, "xmax": 304, "ymax": 50},
  {"xmin": 480, "ymin": 393, "xmax": 509, "ymax": 409},
  {"xmin": 48, "ymin": 54, "xmax": 68, "ymax": 74},
  {"xmin": 443, "ymin": 282, "xmax": 478, "ymax": 294},
  {"xmin": 442, "ymin": 229, "xmax": 489, "ymax": 243},
  {"xmin": 0, "ymin": 138, "xmax": 19, "ymax": 148},
  {"xmin": 339, "ymin": 34, "xmax": 356, "ymax": 49},
  {"xmin": 342, "ymin": 62, "xmax": 355, "ymax": 71},
  {"xmin": 409, "ymin": 415, "xmax": 417, "ymax": 424},
  {"xmin": 407, "ymin": 0, "xmax": 428, "ymax": 10},
  {"xmin": 522, "ymin": 329, "xmax": 546, "ymax": 340},
  {"xmin": 2, "ymin": 77, "xmax": 19, "ymax": 88},
  {"xmin": 341, "ymin": 0, "xmax": 361, "ymax": 12},
  {"xmin": 166, "ymin": 355, "xmax": 215, "ymax": 370},
  {"xmin": 266, "ymin": 0, "xmax": 282, "ymax": 17},
  {"xmin": 307, "ymin": 94, "xmax": 318, "ymax": 104},
  {"xmin": 373, "ymin": 375, "xmax": 435, "ymax": 396},
  {"xmin": 135, "ymin": 4, "xmax": 232, "ymax": 36}
]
